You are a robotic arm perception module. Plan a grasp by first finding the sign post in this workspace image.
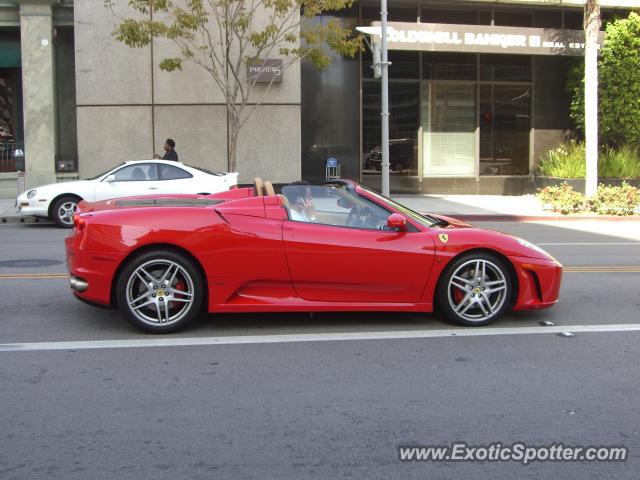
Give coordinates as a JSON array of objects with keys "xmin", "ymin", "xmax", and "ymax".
[
  {"xmin": 14, "ymin": 149, "xmax": 25, "ymax": 195},
  {"xmin": 380, "ymin": 0, "xmax": 390, "ymax": 198}
]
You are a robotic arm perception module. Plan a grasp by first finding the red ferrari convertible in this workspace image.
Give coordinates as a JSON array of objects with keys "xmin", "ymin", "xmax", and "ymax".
[{"xmin": 65, "ymin": 179, "xmax": 562, "ymax": 333}]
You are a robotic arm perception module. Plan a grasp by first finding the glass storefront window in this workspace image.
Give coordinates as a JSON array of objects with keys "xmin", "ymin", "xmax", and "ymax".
[
  {"xmin": 533, "ymin": 10, "xmax": 563, "ymax": 28},
  {"xmin": 479, "ymin": 84, "xmax": 530, "ymax": 175},
  {"xmin": 420, "ymin": 8, "xmax": 477, "ymax": 25},
  {"xmin": 362, "ymin": 50, "xmax": 419, "ymax": 80},
  {"xmin": 301, "ymin": 13, "xmax": 360, "ymax": 183},
  {"xmin": 478, "ymin": 9, "xmax": 532, "ymax": 27},
  {"xmin": 421, "ymin": 82, "xmax": 476, "ymax": 176},
  {"xmin": 480, "ymin": 54, "xmax": 531, "ymax": 82},
  {"xmin": 423, "ymin": 52, "xmax": 476, "ymax": 81},
  {"xmin": 563, "ymin": 10, "xmax": 583, "ymax": 29},
  {"xmin": 362, "ymin": 82, "xmax": 419, "ymax": 176},
  {"xmin": 493, "ymin": 11, "xmax": 532, "ymax": 27}
]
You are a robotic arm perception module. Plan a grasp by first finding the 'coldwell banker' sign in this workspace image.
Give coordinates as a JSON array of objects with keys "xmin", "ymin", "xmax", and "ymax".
[
  {"xmin": 372, "ymin": 22, "xmax": 603, "ymax": 56},
  {"xmin": 247, "ymin": 59, "xmax": 283, "ymax": 83}
]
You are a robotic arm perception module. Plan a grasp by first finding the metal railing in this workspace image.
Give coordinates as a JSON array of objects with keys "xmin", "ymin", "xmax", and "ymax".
[{"xmin": 0, "ymin": 142, "xmax": 22, "ymax": 172}]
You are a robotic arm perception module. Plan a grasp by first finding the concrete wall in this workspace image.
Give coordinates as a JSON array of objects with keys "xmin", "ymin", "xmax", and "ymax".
[
  {"xmin": 20, "ymin": 1, "xmax": 57, "ymax": 189},
  {"xmin": 74, "ymin": 3, "xmax": 302, "ymax": 183}
]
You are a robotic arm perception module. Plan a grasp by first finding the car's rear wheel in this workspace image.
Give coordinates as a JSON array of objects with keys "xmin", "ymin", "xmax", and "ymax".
[
  {"xmin": 437, "ymin": 253, "xmax": 512, "ymax": 326},
  {"xmin": 52, "ymin": 195, "xmax": 79, "ymax": 228},
  {"xmin": 116, "ymin": 250, "xmax": 204, "ymax": 333}
]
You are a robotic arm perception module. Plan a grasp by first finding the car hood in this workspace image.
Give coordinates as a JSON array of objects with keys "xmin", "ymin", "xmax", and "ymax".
[{"xmin": 427, "ymin": 218, "xmax": 558, "ymax": 262}]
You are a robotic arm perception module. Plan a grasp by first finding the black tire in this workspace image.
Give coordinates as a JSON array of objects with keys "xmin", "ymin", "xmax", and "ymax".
[
  {"xmin": 116, "ymin": 250, "xmax": 205, "ymax": 333},
  {"xmin": 437, "ymin": 252, "xmax": 513, "ymax": 326},
  {"xmin": 52, "ymin": 195, "xmax": 80, "ymax": 228}
]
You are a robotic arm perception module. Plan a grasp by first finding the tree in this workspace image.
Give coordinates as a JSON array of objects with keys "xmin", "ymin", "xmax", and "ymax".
[
  {"xmin": 583, "ymin": 0, "xmax": 600, "ymax": 198},
  {"xmin": 105, "ymin": 0, "xmax": 362, "ymax": 172},
  {"xmin": 569, "ymin": 13, "xmax": 640, "ymax": 148}
]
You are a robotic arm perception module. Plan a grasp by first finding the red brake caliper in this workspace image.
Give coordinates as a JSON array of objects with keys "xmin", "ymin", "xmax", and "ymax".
[
  {"xmin": 453, "ymin": 287, "xmax": 465, "ymax": 303},
  {"xmin": 170, "ymin": 280, "xmax": 186, "ymax": 311}
]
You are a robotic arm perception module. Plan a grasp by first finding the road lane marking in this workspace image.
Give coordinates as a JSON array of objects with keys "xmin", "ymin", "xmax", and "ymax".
[
  {"xmin": 564, "ymin": 266, "xmax": 640, "ymax": 273},
  {"xmin": 1, "ymin": 323, "xmax": 640, "ymax": 353},
  {"xmin": 538, "ymin": 242, "xmax": 640, "ymax": 246},
  {"xmin": 0, "ymin": 273, "xmax": 68, "ymax": 279}
]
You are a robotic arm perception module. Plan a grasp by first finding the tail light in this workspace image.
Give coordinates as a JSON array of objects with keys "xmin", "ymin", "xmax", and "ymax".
[{"xmin": 73, "ymin": 212, "xmax": 86, "ymax": 230}]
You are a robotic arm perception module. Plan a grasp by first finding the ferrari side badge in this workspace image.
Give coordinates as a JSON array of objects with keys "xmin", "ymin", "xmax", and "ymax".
[{"xmin": 438, "ymin": 234, "xmax": 448, "ymax": 244}]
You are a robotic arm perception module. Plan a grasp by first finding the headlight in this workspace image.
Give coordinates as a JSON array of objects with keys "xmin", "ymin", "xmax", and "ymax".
[
  {"xmin": 26, "ymin": 189, "xmax": 36, "ymax": 199},
  {"xmin": 516, "ymin": 238, "xmax": 555, "ymax": 261}
]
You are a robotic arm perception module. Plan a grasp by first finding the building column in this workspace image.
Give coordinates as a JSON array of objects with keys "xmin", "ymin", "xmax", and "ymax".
[{"xmin": 19, "ymin": 0, "xmax": 58, "ymax": 188}]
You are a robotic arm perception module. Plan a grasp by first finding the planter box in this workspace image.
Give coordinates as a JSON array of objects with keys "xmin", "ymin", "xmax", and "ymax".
[{"xmin": 535, "ymin": 176, "xmax": 640, "ymax": 194}]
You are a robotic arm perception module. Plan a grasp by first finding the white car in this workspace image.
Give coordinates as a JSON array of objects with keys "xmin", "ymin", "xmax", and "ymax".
[{"xmin": 16, "ymin": 160, "xmax": 239, "ymax": 227}]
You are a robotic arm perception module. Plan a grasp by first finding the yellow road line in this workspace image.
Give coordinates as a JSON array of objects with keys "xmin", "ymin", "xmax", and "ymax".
[
  {"xmin": 564, "ymin": 266, "xmax": 640, "ymax": 273},
  {"xmin": 0, "ymin": 273, "xmax": 69, "ymax": 279}
]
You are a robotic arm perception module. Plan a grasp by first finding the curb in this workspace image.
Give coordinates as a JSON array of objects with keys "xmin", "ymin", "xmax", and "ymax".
[{"xmin": 0, "ymin": 216, "xmax": 52, "ymax": 225}]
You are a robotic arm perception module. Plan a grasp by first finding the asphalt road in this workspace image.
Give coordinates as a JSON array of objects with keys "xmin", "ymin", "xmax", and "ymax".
[{"xmin": 0, "ymin": 220, "xmax": 639, "ymax": 479}]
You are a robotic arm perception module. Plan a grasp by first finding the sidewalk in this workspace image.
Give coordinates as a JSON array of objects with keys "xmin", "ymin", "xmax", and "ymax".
[
  {"xmin": 392, "ymin": 194, "xmax": 640, "ymax": 222},
  {"xmin": 3, "ymin": 194, "xmax": 639, "ymax": 224}
]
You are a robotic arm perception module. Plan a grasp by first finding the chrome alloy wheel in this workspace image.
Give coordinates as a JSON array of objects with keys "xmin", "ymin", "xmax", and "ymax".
[
  {"xmin": 125, "ymin": 259, "xmax": 195, "ymax": 327},
  {"xmin": 57, "ymin": 200, "xmax": 77, "ymax": 226},
  {"xmin": 446, "ymin": 258, "xmax": 508, "ymax": 323}
]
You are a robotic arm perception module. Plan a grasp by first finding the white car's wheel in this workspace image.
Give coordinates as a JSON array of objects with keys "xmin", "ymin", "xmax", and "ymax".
[{"xmin": 52, "ymin": 196, "xmax": 80, "ymax": 228}]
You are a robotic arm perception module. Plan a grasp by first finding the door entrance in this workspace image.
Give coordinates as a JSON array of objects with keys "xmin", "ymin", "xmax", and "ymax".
[{"xmin": 479, "ymin": 84, "xmax": 531, "ymax": 175}]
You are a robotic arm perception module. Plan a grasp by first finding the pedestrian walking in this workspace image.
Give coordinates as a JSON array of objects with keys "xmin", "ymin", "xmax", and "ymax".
[{"xmin": 162, "ymin": 138, "xmax": 179, "ymax": 161}]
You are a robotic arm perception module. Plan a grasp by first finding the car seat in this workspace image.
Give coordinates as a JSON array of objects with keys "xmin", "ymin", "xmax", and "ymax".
[{"xmin": 131, "ymin": 166, "xmax": 146, "ymax": 181}]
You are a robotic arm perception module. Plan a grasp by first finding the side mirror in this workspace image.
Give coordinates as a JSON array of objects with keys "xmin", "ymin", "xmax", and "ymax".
[
  {"xmin": 386, "ymin": 213, "xmax": 407, "ymax": 231},
  {"xmin": 105, "ymin": 174, "xmax": 116, "ymax": 183}
]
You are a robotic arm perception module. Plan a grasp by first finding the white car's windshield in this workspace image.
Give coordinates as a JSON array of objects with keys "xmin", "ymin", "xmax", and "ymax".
[{"xmin": 86, "ymin": 163, "xmax": 125, "ymax": 180}]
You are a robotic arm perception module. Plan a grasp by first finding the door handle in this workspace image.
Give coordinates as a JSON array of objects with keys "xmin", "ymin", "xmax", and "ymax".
[{"xmin": 147, "ymin": 187, "xmax": 159, "ymax": 190}]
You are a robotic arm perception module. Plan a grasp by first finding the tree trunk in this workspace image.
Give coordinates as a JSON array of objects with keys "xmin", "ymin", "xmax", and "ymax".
[
  {"xmin": 227, "ymin": 110, "xmax": 239, "ymax": 173},
  {"xmin": 584, "ymin": 0, "xmax": 600, "ymax": 198}
]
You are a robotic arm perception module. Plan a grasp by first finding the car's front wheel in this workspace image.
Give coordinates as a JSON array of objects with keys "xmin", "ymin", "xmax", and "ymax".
[
  {"xmin": 437, "ymin": 253, "xmax": 513, "ymax": 326},
  {"xmin": 116, "ymin": 250, "xmax": 205, "ymax": 333},
  {"xmin": 52, "ymin": 195, "xmax": 80, "ymax": 228}
]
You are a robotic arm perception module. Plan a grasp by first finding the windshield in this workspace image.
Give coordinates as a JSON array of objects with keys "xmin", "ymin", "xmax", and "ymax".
[
  {"xmin": 86, "ymin": 163, "xmax": 124, "ymax": 180},
  {"xmin": 360, "ymin": 185, "xmax": 443, "ymax": 228}
]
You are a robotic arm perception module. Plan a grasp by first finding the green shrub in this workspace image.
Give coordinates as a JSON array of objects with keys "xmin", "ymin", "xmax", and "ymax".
[
  {"xmin": 537, "ymin": 141, "xmax": 585, "ymax": 178},
  {"xmin": 537, "ymin": 182, "xmax": 586, "ymax": 214},
  {"xmin": 588, "ymin": 182, "xmax": 640, "ymax": 215},
  {"xmin": 538, "ymin": 142, "xmax": 640, "ymax": 179},
  {"xmin": 600, "ymin": 145, "xmax": 640, "ymax": 178}
]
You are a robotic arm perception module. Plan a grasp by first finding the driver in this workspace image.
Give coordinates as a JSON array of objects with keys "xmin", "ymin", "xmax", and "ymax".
[{"xmin": 285, "ymin": 181, "xmax": 317, "ymax": 222}]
